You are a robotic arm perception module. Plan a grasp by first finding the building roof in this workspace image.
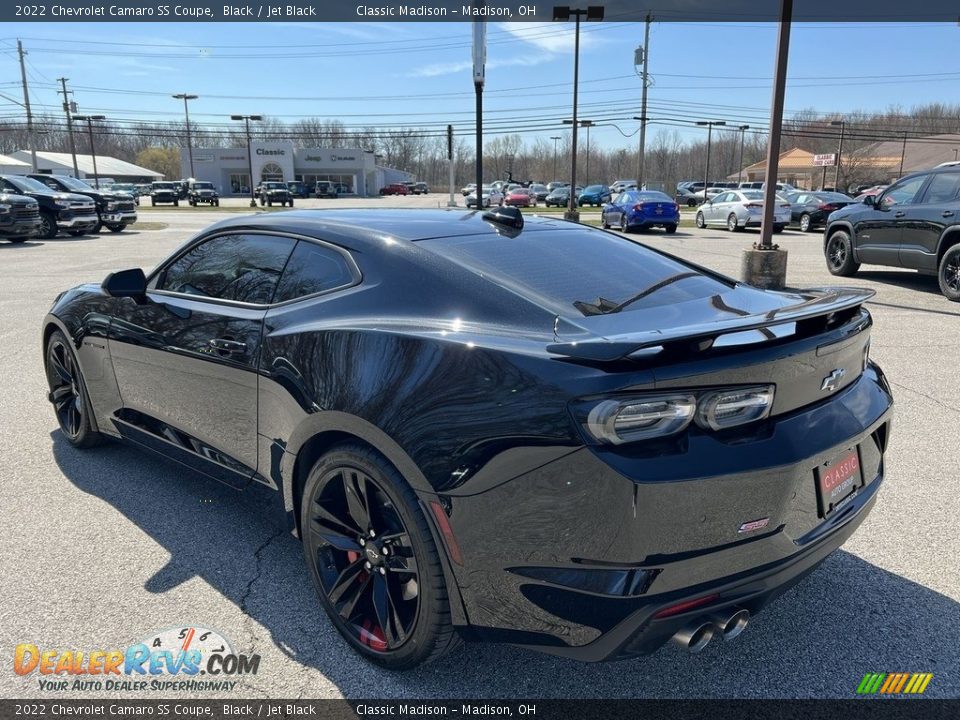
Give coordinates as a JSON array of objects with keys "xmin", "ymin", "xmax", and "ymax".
[
  {"xmin": 739, "ymin": 148, "xmax": 816, "ymax": 175},
  {"xmin": 0, "ymin": 154, "xmax": 30, "ymax": 167},
  {"xmin": 852, "ymin": 133, "xmax": 960, "ymax": 175},
  {"xmin": 9, "ymin": 150, "xmax": 163, "ymax": 178}
]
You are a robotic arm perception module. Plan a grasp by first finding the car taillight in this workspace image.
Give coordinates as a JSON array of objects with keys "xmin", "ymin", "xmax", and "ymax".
[
  {"xmin": 746, "ymin": 203, "xmax": 763, "ymax": 208},
  {"xmin": 584, "ymin": 395, "xmax": 697, "ymax": 444},
  {"xmin": 633, "ymin": 203, "xmax": 644, "ymax": 212},
  {"xmin": 818, "ymin": 203, "xmax": 837, "ymax": 211},
  {"xmin": 578, "ymin": 384, "xmax": 777, "ymax": 445},
  {"xmin": 674, "ymin": 203, "xmax": 680, "ymax": 212},
  {"xmin": 696, "ymin": 385, "xmax": 775, "ymax": 431}
]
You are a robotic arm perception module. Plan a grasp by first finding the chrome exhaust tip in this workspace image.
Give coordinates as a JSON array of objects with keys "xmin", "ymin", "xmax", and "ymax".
[
  {"xmin": 671, "ymin": 622, "xmax": 715, "ymax": 654},
  {"xmin": 709, "ymin": 608, "xmax": 750, "ymax": 641}
]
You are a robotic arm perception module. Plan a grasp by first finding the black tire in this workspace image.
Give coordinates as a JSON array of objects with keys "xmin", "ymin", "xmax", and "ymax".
[
  {"xmin": 938, "ymin": 244, "xmax": 960, "ymax": 301},
  {"xmin": 44, "ymin": 330, "xmax": 104, "ymax": 449},
  {"xmin": 695, "ymin": 211, "xmax": 706, "ymax": 229},
  {"xmin": 92, "ymin": 219, "xmax": 103, "ymax": 234},
  {"xmin": 825, "ymin": 229, "xmax": 860, "ymax": 277},
  {"xmin": 260, "ymin": 199, "xmax": 266, "ymax": 207},
  {"xmin": 619, "ymin": 215, "xmax": 629, "ymax": 233},
  {"xmin": 665, "ymin": 224, "xmax": 678, "ymax": 234},
  {"xmin": 214, "ymin": 200, "xmax": 219, "ymax": 207},
  {"xmin": 289, "ymin": 199, "xmax": 294, "ymax": 207},
  {"xmin": 688, "ymin": 199, "xmax": 697, "ymax": 207},
  {"xmin": 8, "ymin": 237, "xmax": 27, "ymax": 244},
  {"xmin": 173, "ymin": 200, "xmax": 179, "ymax": 207},
  {"xmin": 601, "ymin": 214, "xmax": 609, "ymax": 229},
  {"xmin": 727, "ymin": 213, "xmax": 742, "ymax": 232},
  {"xmin": 107, "ymin": 225, "xmax": 124, "ymax": 233},
  {"xmin": 39, "ymin": 211, "xmax": 57, "ymax": 239},
  {"xmin": 68, "ymin": 230, "xmax": 85, "ymax": 237},
  {"xmin": 773, "ymin": 225, "xmax": 785, "ymax": 234},
  {"xmin": 799, "ymin": 213, "xmax": 813, "ymax": 233},
  {"xmin": 151, "ymin": 199, "xmax": 156, "ymax": 207},
  {"xmin": 301, "ymin": 443, "xmax": 460, "ymax": 670}
]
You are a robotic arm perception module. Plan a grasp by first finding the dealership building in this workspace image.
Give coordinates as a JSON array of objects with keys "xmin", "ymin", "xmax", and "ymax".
[{"xmin": 181, "ymin": 141, "xmax": 412, "ymax": 196}]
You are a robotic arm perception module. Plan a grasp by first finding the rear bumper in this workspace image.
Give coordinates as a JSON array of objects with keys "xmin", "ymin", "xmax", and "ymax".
[{"xmin": 441, "ymin": 365, "xmax": 893, "ymax": 660}]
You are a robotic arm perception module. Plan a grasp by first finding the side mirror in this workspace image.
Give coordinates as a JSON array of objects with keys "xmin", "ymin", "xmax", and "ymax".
[
  {"xmin": 861, "ymin": 195, "xmax": 876, "ymax": 207},
  {"xmin": 102, "ymin": 268, "xmax": 147, "ymax": 301},
  {"xmin": 601, "ymin": 203, "xmax": 610, "ymax": 209}
]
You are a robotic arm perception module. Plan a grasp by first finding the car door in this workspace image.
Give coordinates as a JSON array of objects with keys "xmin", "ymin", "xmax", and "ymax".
[
  {"xmin": 107, "ymin": 231, "xmax": 296, "ymax": 488},
  {"xmin": 899, "ymin": 171, "xmax": 960, "ymax": 271},
  {"xmin": 606, "ymin": 193, "xmax": 625, "ymax": 224},
  {"xmin": 856, "ymin": 174, "xmax": 928, "ymax": 265},
  {"xmin": 707, "ymin": 192, "xmax": 730, "ymax": 224}
]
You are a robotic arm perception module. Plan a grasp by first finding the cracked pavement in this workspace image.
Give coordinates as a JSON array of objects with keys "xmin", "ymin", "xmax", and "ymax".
[{"xmin": 0, "ymin": 207, "xmax": 957, "ymax": 699}]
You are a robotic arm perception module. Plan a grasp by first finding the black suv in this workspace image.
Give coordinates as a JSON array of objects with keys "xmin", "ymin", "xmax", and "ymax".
[
  {"xmin": 0, "ymin": 175, "xmax": 98, "ymax": 238},
  {"xmin": 187, "ymin": 181, "xmax": 220, "ymax": 206},
  {"xmin": 29, "ymin": 174, "xmax": 137, "ymax": 233},
  {"xmin": 0, "ymin": 191, "xmax": 40, "ymax": 243},
  {"xmin": 824, "ymin": 166, "xmax": 960, "ymax": 300},
  {"xmin": 257, "ymin": 181, "xmax": 294, "ymax": 207},
  {"xmin": 150, "ymin": 182, "xmax": 180, "ymax": 206}
]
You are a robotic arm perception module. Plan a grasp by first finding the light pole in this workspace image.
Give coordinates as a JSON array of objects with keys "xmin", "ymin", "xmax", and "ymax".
[
  {"xmin": 831, "ymin": 119, "xmax": 845, "ymax": 192},
  {"xmin": 472, "ymin": 20, "xmax": 486, "ymax": 198},
  {"xmin": 563, "ymin": 118, "xmax": 594, "ymax": 187},
  {"xmin": 550, "ymin": 135, "xmax": 561, "ymax": 180},
  {"xmin": 696, "ymin": 120, "xmax": 726, "ymax": 201},
  {"xmin": 73, "ymin": 115, "xmax": 105, "ymax": 188},
  {"xmin": 231, "ymin": 114, "xmax": 262, "ymax": 207},
  {"xmin": 737, "ymin": 125, "xmax": 750, "ymax": 185},
  {"xmin": 553, "ymin": 5, "xmax": 604, "ymax": 221},
  {"xmin": 173, "ymin": 93, "xmax": 198, "ymax": 179},
  {"xmin": 635, "ymin": 12, "xmax": 652, "ymax": 189}
]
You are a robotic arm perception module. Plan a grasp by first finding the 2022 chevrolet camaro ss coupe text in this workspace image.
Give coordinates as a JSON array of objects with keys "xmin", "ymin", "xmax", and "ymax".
[{"xmin": 43, "ymin": 208, "xmax": 893, "ymax": 669}]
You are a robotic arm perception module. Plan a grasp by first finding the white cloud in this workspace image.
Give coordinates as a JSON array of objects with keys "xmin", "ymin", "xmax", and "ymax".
[
  {"xmin": 407, "ymin": 54, "xmax": 552, "ymax": 78},
  {"xmin": 499, "ymin": 22, "xmax": 588, "ymax": 54}
]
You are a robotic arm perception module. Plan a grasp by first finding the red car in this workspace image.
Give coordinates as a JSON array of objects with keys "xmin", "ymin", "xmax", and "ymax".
[
  {"xmin": 380, "ymin": 183, "xmax": 410, "ymax": 196},
  {"xmin": 503, "ymin": 187, "xmax": 536, "ymax": 208}
]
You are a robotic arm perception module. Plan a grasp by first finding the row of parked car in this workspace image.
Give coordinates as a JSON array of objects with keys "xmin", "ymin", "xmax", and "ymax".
[{"xmin": 0, "ymin": 173, "xmax": 138, "ymax": 242}]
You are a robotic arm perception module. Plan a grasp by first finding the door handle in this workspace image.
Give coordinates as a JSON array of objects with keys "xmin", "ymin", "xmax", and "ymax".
[
  {"xmin": 943, "ymin": 211, "xmax": 955, "ymax": 218},
  {"xmin": 894, "ymin": 211, "xmax": 905, "ymax": 218},
  {"xmin": 208, "ymin": 338, "xmax": 247, "ymax": 353}
]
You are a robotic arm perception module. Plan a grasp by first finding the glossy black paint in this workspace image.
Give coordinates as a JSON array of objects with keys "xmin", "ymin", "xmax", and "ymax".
[
  {"xmin": 44, "ymin": 209, "xmax": 894, "ymax": 660},
  {"xmin": 825, "ymin": 166, "xmax": 960, "ymax": 273}
]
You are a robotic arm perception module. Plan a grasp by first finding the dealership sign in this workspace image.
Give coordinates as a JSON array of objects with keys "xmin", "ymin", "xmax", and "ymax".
[{"xmin": 813, "ymin": 153, "xmax": 837, "ymax": 167}]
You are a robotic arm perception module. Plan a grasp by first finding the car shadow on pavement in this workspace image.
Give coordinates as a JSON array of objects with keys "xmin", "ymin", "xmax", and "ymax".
[
  {"xmin": 53, "ymin": 433, "xmax": 959, "ymax": 699},
  {"xmin": 857, "ymin": 270, "xmax": 943, "ymax": 296}
]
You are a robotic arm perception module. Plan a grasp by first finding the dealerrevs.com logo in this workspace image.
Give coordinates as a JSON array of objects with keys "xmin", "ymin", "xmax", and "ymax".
[{"xmin": 13, "ymin": 626, "xmax": 260, "ymax": 693}]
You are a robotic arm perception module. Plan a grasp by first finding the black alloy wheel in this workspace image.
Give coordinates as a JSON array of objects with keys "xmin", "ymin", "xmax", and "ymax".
[
  {"xmin": 826, "ymin": 230, "xmax": 860, "ymax": 277},
  {"xmin": 302, "ymin": 444, "xmax": 458, "ymax": 669},
  {"xmin": 44, "ymin": 331, "xmax": 103, "ymax": 448},
  {"xmin": 938, "ymin": 244, "xmax": 960, "ymax": 301},
  {"xmin": 39, "ymin": 212, "xmax": 57, "ymax": 239}
]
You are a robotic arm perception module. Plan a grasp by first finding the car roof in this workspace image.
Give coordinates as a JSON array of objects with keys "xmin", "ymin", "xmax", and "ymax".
[{"xmin": 202, "ymin": 208, "xmax": 573, "ymax": 248}]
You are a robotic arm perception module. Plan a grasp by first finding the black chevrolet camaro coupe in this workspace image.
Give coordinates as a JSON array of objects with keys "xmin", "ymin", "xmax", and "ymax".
[{"xmin": 43, "ymin": 208, "xmax": 893, "ymax": 669}]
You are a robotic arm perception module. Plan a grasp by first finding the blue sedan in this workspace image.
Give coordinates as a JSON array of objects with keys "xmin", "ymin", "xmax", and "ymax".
[
  {"xmin": 601, "ymin": 190, "xmax": 681, "ymax": 233},
  {"xmin": 577, "ymin": 184, "xmax": 612, "ymax": 207}
]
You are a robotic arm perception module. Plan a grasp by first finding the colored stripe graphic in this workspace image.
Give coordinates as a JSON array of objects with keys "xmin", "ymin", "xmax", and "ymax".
[{"xmin": 857, "ymin": 673, "xmax": 933, "ymax": 695}]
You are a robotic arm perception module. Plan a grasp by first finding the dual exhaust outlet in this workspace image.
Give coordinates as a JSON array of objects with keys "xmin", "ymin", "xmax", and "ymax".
[{"xmin": 671, "ymin": 608, "xmax": 750, "ymax": 654}]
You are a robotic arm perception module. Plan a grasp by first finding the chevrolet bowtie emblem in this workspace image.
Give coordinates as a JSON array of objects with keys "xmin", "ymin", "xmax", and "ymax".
[{"xmin": 821, "ymin": 368, "xmax": 846, "ymax": 392}]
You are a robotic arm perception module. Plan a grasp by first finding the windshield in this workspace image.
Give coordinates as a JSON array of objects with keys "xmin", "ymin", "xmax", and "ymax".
[
  {"xmin": 584, "ymin": 185, "xmax": 604, "ymax": 193},
  {"xmin": 55, "ymin": 176, "xmax": 94, "ymax": 191},
  {"xmin": 193, "ymin": 182, "xmax": 215, "ymax": 190},
  {"xmin": 816, "ymin": 192, "xmax": 852, "ymax": 202},
  {"xmin": 265, "ymin": 183, "xmax": 286, "ymax": 189},
  {"xmin": 111, "ymin": 184, "xmax": 134, "ymax": 192},
  {"xmin": 420, "ymin": 228, "xmax": 728, "ymax": 315},
  {"xmin": 7, "ymin": 176, "xmax": 55, "ymax": 193},
  {"xmin": 153, "ymin": 183, "xmax": 175, "ymax": 190}
]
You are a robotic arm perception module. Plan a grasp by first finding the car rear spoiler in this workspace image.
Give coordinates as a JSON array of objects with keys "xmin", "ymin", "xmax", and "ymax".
[{"xmin": 546, "ymin": 287, "xmax": 874, "ymax": 362}]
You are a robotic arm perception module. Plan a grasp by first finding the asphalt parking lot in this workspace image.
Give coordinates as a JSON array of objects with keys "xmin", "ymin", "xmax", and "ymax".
[{"xmin": 1, "ymin": 200, "xmax": 957, "ymax": 700}]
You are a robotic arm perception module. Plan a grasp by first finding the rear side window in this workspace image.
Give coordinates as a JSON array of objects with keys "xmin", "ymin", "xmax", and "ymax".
[
  {"xmin": 882, "ymin": 175, "xmax": 928, "ymax": 206},
  {"xmin": 920, "ymin": 173, "xmax": 960, "ymax": 204},
  {"xmin": 420, "ymin": 228, "xmax": 730, "ymax": 314},
  {"xmin": 273, "ymin": 241, "xmax": 357, "ymax": 303},
  {"xmin": 159, "ymin": 233, "xmax": 295, "ymax": 305}
]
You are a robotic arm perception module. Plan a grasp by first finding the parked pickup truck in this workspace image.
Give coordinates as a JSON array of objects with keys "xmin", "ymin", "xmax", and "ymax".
[
  {"xmin": 0, "ymin": 191, "xmax": 41, "ymax": 243},
  {"xmin": 0, "ymin": 175, "xmax": 98, "ymax": 239},
  {"xmin": 29, "ymin": 174, "xmax": 137, "ymax": 233}
]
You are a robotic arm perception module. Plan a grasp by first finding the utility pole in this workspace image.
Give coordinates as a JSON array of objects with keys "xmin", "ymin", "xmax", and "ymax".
[
  {"xmin": 58, "ymin": 78, "xmax": 80, "ymax": 177},
  {"xmin": 74, "ymin": 115, "xmax": 105, "ymax": 188},
  {"xmin": 899, "ymin": 132, "xmax": 908, "ymax": 177},
  {"xmin": 636, "ymin": 13, "xmax": 652, "ymax": 189},
  {"xmin": 17, "ymin": 40, "xmax": 37, "ymax": 172},
  {"xmin": 473, "ymin": 18, "xmax": 486, "ymax": 198},
  {"xmin": 737, "ymin": 125, "xmax": 750, "ymax": 185},
  {"xmin": 447, "ymin": 124, "xmax": 456, "ymax": 207},
  {"xmin": 230, "ymin": 115, "xmax": 262, "ymax": 207},
  {"xmin": 173, "ymin": 93, "xmax": 198, "ymax": 178},
  {"xmin": 831, "ymin": 119, "xmax": 846, "ymax": 191}
]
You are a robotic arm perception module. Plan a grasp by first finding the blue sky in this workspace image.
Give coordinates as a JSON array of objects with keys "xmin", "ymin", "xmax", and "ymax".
[{"xmin": 1, "ymin": 21, "xmax": 958, "ymax": 151}]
